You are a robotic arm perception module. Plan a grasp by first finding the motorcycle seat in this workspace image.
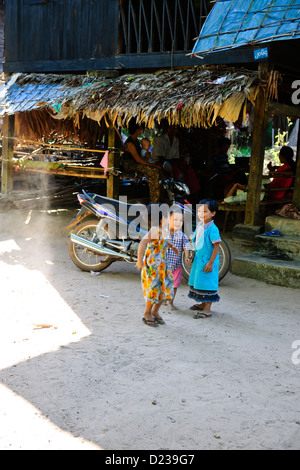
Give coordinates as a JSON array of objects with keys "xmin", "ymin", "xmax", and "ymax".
[{"xmin": 88, "ymin": 192, "xmax": 147, "ymax": 222}]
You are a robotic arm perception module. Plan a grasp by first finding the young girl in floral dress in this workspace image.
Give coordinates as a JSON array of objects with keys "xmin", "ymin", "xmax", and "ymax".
[{"xmin": 136, "ymin": 204, "xmax": 179, "ymax": 327}]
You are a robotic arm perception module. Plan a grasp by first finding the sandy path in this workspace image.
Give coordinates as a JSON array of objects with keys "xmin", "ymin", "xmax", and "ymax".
[{"xmin": 0, "ymin": 209, "xmax": 299, "ymax": 450}]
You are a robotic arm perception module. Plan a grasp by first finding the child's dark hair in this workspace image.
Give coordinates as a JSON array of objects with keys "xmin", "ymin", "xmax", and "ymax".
[
  {"xmin": 128, "ymin": 118, "xmax": 143, "ymax": 135},
  {"xmin": 279, "ymin": 146, "xmax": 296, "ymax": 174},
  {"xmin": 199, "ymin": 198, "xmax": 218, "ymax": 213},
  {"xmin": 170, "ymin": 207, "xmax": 183, "ymax": 218},
  {"xmin": 147, "ymin": 203, "xmax": 169, "ymax": 225}
]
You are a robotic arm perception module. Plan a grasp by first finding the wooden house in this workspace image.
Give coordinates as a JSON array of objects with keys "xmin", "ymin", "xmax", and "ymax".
[
  {"xmin": 1, "ymin": 0, "xmax": 215, "ymax": 200},
  {"xmin": 1, "ymin": 0, "xmax": 299, "ymax": 235}
]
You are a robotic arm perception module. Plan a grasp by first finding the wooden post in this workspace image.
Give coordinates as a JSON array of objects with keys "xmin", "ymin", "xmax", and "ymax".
[
  {"xmin": 293, "ymin": 123, "xmax": 300, "ymax": 207},
  {"xmin": 106, "ymin": 125, "xmax": 120, "ymax": 200},
  {"xmin": 1, "ymin": 114, "xmax": 15, "ymax": 194},
  {"xmin": 244, "ymin": 65, "xmax": 269, "ymax": 226}
]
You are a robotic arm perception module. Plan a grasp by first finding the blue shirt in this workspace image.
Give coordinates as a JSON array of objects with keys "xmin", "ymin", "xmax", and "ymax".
[{"xmin": 189, "ymin": 221, "xmax": 221, "ymax": 292}]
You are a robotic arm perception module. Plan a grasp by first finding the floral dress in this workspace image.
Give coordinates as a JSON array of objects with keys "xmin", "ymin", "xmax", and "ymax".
[{"xmin": 142, "ymin": 230, "xmax": 174, "ymax": 304}]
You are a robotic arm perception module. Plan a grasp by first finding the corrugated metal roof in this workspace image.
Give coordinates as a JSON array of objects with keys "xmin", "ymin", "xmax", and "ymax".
[
  {"xmin": 0, "ymin": 73, "xmax": 96, "ymax": 116},
  {"xmin": 192, "ymin": 0, "xmax": 300, "ymax": 56}
]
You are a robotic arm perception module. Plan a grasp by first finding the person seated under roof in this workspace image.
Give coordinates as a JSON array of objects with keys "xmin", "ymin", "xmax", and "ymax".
[{"xmin": 267, "ymin": 146, "xmax": 296, "ymax": 200}]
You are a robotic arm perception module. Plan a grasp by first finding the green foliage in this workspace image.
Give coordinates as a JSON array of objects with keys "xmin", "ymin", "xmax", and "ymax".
[{"xmin": 264, "ymin": 118, "xmax": 293, "ymax": 172}]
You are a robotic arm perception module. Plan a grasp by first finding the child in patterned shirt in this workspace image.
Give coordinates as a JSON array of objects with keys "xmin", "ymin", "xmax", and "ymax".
[
  {"xmin": 167, "ymin": 209, "xmax": 190, "ymax": 310},
  {"xmin": 136, "ymin": 204, "xmax": 179, "ymax": 327}
]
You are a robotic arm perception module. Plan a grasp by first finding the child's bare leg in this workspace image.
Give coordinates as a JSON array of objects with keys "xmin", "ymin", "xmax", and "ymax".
[
  {"xmin": 168, "ymin": 288, "xmax": 177, "ymax": 307},
  {"xmin": 144, "ymin": 302, "xmax": 154, "ymax": 321},
  {"xmin": 203, "ymin": 302, "xmax": 212, "ymax": 314},
  {"xmin": 151, "ymin": 301, "xmax": 165, "ymax": 324},
  {"xmin": 151, "ymin": 301, "xmax": 162, "ymax": 317},
  {"xmin": 173, "ymin": 287, "xmax": 177, "ymax": 301}
]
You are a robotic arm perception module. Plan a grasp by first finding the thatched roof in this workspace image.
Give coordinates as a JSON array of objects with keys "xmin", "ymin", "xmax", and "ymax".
[
  {"xmin": 0, "ymin": 73, "xmax": 97, "ymax": 116},
  {"xmin": 52, "ymin": 66, "xmax": 264, "ymax": 129},
  {"xmin": 1, "ymin": 66, "xmax": 279, "ymax": 129}
]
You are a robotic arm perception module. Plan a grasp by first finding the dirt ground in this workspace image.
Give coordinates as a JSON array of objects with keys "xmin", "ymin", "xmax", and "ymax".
[{"xmin": 0, "ymin": 208, "xmax": 300, "ymax": 450}]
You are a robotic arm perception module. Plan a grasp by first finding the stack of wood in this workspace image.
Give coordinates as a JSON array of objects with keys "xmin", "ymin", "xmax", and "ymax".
[{"xmin": 0, "ymin": 180, "xmax": 106, "ymax": 212}]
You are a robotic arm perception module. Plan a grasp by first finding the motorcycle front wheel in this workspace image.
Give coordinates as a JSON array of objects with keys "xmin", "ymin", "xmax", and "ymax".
[
  {"xmin": 68, "ymin": 219, "xmax": 114, "ymax": 272},
  {"xmin": 182, "ymin": 238, "xmax": 231, "ymax": 283}
]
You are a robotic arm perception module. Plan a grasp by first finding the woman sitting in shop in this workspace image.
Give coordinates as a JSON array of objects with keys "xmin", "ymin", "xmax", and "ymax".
[
  {"xmin": 267, "ymin": 146, "xmax": 296, "ymax": 200},
  {"xmin": 122, "ymin": 119, "xmax": 162, "ymax": 203}
]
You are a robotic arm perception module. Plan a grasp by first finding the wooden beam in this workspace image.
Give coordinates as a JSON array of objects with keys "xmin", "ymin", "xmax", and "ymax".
[
  {"xmin": 18, "ymin": 166, "xmax": 106, "ymax": 179},
  {"xmin": 1, "ymin": 115, "xmax": 15, "ymax": 194},
  {"xmin": 244, "ymin": 65, "xmax": 269, "ymax": 226},
  {"xmin": 3, "ymin": 53, "xmax": 201, "ymax": 74},
  {"xmin": 293, "ymin": 124, "xmax": 300, "ymax": 207},
  {"xmin": 106, "ymin": 126, "xmax": 120, "ymax": 200},
  {"xmin": 268, "ymin": 102, "xmax": 300, "ymax": 119}
]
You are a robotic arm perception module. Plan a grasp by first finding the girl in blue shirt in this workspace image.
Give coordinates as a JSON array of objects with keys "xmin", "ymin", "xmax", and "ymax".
[{"xmin": 188, "ymin": 199, "xmax": 221, "ymax": 318}]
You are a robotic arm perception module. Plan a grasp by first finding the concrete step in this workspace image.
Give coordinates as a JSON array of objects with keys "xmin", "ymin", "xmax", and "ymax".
[
  {"xmin": 231, "ymin": 253, "xmax": 300, "ymax": 289},
  {"xmin": 265, "ymin": 215, "xmax": 300, "ymax": 237},
  {"xmin": 255, "ymin": 234, "xmax": 300, "ymax": 260}
]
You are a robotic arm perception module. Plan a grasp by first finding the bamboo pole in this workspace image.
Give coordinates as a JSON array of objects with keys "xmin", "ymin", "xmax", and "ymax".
[
  {"xmin": 244, "ymin": 64, "xmax": 269, "ymax": 226},
  {"xmin": 106, "ymin": 126, "xmax": 120, "ymax": 200},
  {"xmin": 10, "ymin": 136, "xmax": 107, "ymax": 154},
  {"xmin": 1, "ymin": 115, "xmax": 15, "ymax": 194},
  {"xmin": 19, "ymin": 166, "xmax": 106, "ymax": 179}
]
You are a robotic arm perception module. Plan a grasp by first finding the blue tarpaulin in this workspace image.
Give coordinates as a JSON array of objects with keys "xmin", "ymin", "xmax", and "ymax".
[
  {"xmin": 0, "ymin": 74, "xmax": 96, "ymax": 117},
  {"xmin": 192, "ymin": 0, "xmax": 300, "ymax": 56}
]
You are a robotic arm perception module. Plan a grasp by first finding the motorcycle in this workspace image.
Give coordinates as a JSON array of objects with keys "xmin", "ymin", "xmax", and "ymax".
[{"xmin": 67, "ymin": 180, "xmax": 231, "ymax": 282}]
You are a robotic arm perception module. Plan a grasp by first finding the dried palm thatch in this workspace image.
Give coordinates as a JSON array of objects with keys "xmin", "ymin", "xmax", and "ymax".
[
  {"xmin": 15, "ymin": 110, "xmax": 106, "ymax": 147},
  {"xmin": 2, "ymin": 66, "xmax": 279, "ymax": 132},
  {"xmin": 48, "ymin": 66, "xmax": 275, "ymax": 129}
]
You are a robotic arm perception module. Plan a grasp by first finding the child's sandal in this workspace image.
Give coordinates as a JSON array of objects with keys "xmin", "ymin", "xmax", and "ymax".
[
  {"xmin": 190, "ymin": 304, "xmax": 205, "ymax": 311},
  {"xmin": 142, "ymin": 317, "xmax": 159, "ymax": 327},
  {"xmin": 193, "ymin": 312, "xmax": 211, "ymax": 319}
]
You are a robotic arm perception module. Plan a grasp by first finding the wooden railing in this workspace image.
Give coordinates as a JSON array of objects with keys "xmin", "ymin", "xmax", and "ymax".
[{"xmin": 118, "ymin": 0, "xmax": 210, "ymax": 54}]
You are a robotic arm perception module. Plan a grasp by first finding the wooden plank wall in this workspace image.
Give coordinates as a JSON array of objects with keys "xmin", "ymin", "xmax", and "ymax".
[
  {"xmin": 4, "ymin": 0, "xmax": 209, "ymax": 72},
  {"xmin": 4, "ymin": 0, "xmax": 119, "ymax": 69}
]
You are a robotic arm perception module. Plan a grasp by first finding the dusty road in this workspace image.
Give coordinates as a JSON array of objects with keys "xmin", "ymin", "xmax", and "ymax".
[{"xmin": 0, "ymin": 209, "xmax": 300, "ymax": 450}]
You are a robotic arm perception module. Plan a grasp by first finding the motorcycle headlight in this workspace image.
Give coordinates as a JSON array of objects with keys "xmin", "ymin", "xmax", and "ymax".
[{"xmin": 174, "ymin": 182, "xmax": 190, "ymax": 195}]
